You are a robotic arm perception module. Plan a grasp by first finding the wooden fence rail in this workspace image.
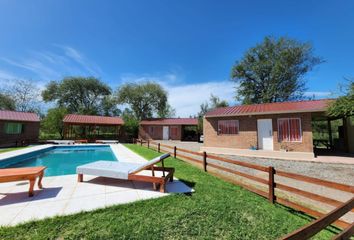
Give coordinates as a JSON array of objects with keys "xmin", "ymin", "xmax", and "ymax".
[
  {"xmin": 281, "ymin": 197, "xmax": 354, "ymax": 240},
  {"xmin": 133, "ymin": 139, "xmax": 354, "ymax": 234}
]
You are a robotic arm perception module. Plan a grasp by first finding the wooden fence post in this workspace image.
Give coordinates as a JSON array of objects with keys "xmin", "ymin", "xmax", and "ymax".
[
  {"xmin": 268, "ymin": 166, "xmax": 275, "ymax": 203},
  {"xmin": 140, "ymin": 139, "xmax": 143, "ymax": 146},
  {"xmin": 203, "ymin": 151, "xmax": 207, "ymax": 172},
  {"xmin": 147, "ymin": 140, "xmax": 150, "ymax": 149},
  {"xmin": 174, "ymin": 146, "xmax": 177, "ymax": 158},
  {"xmin": 158, "ymin": 143, "xmax": 160, "ymax": 153}
]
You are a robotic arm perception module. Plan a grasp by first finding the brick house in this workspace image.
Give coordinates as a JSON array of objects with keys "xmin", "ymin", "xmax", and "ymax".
[
  {"xmin": 0, "ymin": 110, "xmax": 40, "ymax": 147},
  {"xmin": 139, "ymin": 118, "xmax": 198, "ymax": 141},
  {"xmin": 203, "ymin": 99, "xmax": 336, "ymax": 157}
]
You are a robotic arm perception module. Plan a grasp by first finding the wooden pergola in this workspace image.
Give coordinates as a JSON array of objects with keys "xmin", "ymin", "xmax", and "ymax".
[{"xmin": 63, "ymin": 114, "xmax": 124, "ymax": 141}]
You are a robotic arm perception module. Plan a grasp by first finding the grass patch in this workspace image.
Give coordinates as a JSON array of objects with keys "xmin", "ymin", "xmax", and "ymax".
[
  {"xmin": 0, "ymin": 144, "xmax": 337, "ymax": 239},
  {"xmin": 0, "ymin": 146, "xmax": 29, "ymax": 153}
]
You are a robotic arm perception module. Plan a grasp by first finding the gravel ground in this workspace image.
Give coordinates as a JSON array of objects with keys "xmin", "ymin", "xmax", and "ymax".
[
  {"xmin": 154, "ymin": 140, "xmax": 203, "ymax": 152},
  {"xmin": 218, "ymin": 154, "xmax": 354, "ymax": 186},
  {"xmin": 156, "ymin": 140, "xmax": 354, "ymax": 186}
]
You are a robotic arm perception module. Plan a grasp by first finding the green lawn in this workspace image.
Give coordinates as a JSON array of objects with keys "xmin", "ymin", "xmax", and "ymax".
[
  {"xmin": 0, "ymin": 146, "xmax": 29, "ymax": 154},
  {"xmin": 0, "ymin": 144, "xmax": 337, "ymax": 239}
]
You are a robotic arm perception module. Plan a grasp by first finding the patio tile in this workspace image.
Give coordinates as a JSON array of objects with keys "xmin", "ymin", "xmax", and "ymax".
[
  {"xmin": 0, "ymin": 191, "xmax": 34, "ymax": 207},
  {"xmin": 105, "ymin": 190, "xmax": 141, "ymax": 207},
  {"xmin": 0, "ymin": 205, "xmax": 26, "ymax": 226},
  {"xmin": 63, "ymin": 194, "xmax": 106, "ymax": 215},
  {"xmin": 136, "ymin": 189, "xmax": 166, "ymax": 200},
  {"xmin": 32, "ymin": 186, "xmax": 69, "ymax": 202},
  {"xmin": 11, "ymin": 199, "xmax": 68, "ymax": 225},
  {"xmin": 71, "ymin": 184, "xmax": 105, "ymax": 198}
]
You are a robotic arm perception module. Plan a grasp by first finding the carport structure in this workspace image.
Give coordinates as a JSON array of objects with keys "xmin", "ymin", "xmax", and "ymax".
[
  {"xmin": 63, "ymin": 114, "xmax": 124, "ymax": 141},
  {"xmin": 139, "ymin": 118, "xmax": 199, "ymax": 141}
]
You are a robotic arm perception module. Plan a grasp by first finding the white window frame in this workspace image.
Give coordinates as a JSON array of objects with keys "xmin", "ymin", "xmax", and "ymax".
[
  {"xmin": 217, "ymin": 120, "xmax": 239, "ymax": 135},
  {"xmin": 277, "ymin": 118, "xmax": 302, "ymax": 143}
]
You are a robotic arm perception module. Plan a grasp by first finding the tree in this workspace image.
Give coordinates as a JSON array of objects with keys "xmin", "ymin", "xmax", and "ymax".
[
  {"xmin": 327, "ymin": 80, "xmax": 354, "ymax": 118},
  {"xmin": 116, "ymin": 82, "xmax": 172, "ymax": 120},
  {"xmin": 99, "ymin": 95, "xmax": 121, "ymax": 117},
  {"xmin": 197, "ymin": 94, "xmax": 229, "ymax": 134},
  {"xmin": 0, "ymin": 93, "xmax": 16, "ymax": 110},
  {"xmin": 121, "ymin": 108, "xmax": 140, "ymax": 140},
  {"xmin": 42, "ymin": 76, "xmax": 112, "ymax": 115},
  {"xmin": 157, "ymin": 103, "xmax": 176, "ymax": 118},
  {"xmin": 231, "ymin": 36, "xmax": 323, "ymax": 104},
  {"xmin": 198, "ymin": 94, "xmax": 229, "ymax": 117},
  {"xmin": 2, "ymin": 79, "xmax": 41, "ymax": 112},
  {"xmin": 41, "ymin": 107, "xmax": 68, "ymax": 139}
]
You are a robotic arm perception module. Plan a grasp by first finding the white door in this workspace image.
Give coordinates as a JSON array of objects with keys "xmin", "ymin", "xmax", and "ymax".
[
  {"xmin": 163, "ymin": 126, "xmax": 169, "ymax": 140},
  {"xmin": 257, "ymin": 119, "xmax": 273, "ymax": 150}
]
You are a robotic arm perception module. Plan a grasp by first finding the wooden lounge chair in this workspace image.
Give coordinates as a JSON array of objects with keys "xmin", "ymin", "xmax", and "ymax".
[
  {"xmin": 75, "ymin": 139, "xmax": 88, "ymax": 144},
  {"xmin": 76, "ymin": 153, "xmax": 174, "ymax": 192},
  {"xmin": 0, "ymin": 166, "xmax": 46, "ymax": 197}
]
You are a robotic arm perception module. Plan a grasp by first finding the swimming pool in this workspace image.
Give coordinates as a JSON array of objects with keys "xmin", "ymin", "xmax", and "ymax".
[{"xmin": 0, "ymin": 145, "xmax": 117, "ymax": 176}]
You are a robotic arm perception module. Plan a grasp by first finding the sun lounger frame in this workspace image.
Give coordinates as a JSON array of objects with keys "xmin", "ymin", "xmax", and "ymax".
[{"xmin": 77, "ymin": 154, "xmax": 174, "ymax": 193}]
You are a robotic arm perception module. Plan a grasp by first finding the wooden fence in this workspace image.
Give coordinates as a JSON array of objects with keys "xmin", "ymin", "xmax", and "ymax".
[{"xmin": 133, "ymin": 139, "xmax": 354, "ymax": 238}]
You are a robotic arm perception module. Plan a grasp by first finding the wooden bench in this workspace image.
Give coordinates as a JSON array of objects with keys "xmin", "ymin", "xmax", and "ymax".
[{"xmin": 0, "ymin": 166, "xmax": 46, "ymax": 197}]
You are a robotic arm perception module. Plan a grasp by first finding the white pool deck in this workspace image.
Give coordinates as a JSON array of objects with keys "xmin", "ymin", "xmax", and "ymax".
[{"xmin": 0, "ymin": 144, "xmax": 192, "ymax": 226}]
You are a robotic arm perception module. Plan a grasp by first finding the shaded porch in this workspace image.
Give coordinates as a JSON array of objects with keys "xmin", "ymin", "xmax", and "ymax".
[
  {"xmin": 181, "ymin": 125, "xmax": 199, "ymax": 141},
  {"xmin": 312, "ymin": 113, "xmax": 354, "ymax": 157}
]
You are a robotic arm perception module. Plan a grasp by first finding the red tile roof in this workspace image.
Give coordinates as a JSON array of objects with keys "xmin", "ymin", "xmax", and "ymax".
[
  {"xmin": 205, "ymin": 99, "xmax": 333, "ymax": 117},
  {"xmin": 63, "ymin": 114, "xmax": 124, "ymax": 125},
  {"xmin": 0, "ymin": 110, "xmax": 40, "ymax": 122},
  {"xmin": 140, "ymin": 118, "xmax": 198, "ymax": 126}
]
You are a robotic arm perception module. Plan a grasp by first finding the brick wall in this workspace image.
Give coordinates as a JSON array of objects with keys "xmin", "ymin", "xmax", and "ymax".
[
  {"xmin": 204, "ymin": 112, "xmax": 314, "ymax": 152},
  {"xmin": 0, "ymin": 121, "xmax": 40, "ymax": 147},
  {"xmin": 139, "ymin": 125, "xmax": 182, "ymax": 140}
]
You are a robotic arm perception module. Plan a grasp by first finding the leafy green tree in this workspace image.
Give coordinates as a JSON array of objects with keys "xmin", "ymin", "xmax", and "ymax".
[
  {"xmin": 116, "ymin": 82, "xmax": 172, "ymax": 120},
  {"xmin": 198, "ymin": 94, "xmax": 229, "ymax": 134},
  {"xmin": 327, "ymin": 80, "xmax": 354, "ymax": 118},
  {"xmin": 42, "ymin": 76, "xmax": 112, "ymax": 115},
  {"xmin": 99, "ymin": 95, "xmax": 121, "ymax": 116},
  {"xmin": 0, "ymin": 93, "xmax": 16, "ymax": 110},
  {"xmin": 198, "ymin": 94, "xmax": 229, "ymax": 116},
  {"xmin": 121, "ymin": 108, "xmax": 139, "ymax": 140},
  {"xmin": 41, "ymin": 107, "xmax": 68, "ymax": 139},
  {"xmin": 231, "ymin": 36, "xmax": 323, "ymax": 104},
  {"xmin": 158, "ymin": 103, "xmax": 176, "ymax": 118}
]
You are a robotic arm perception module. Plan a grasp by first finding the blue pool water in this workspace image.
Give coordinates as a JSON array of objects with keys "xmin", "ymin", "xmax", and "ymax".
[{"xmin": 0, "ymin": 146, "xmax": 117, "ymax": 176}]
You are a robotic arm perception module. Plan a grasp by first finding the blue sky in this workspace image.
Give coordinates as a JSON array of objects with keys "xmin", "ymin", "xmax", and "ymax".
[{"xmin": 0, "ymin": 0, "xmax": 353, "ymax": 116}]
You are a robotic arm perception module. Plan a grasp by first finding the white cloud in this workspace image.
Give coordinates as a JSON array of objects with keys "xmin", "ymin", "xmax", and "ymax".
[
  {"xmin": 0, "ymin": 69, "xmax": 17, "ymax": 81},
  {"xmin": 166, "ymin": 81, "xmax": 236, "ymax": 117},
  {"xmin": 55, "ymin": 45, "xmax": 102, "ymax": 76},
  {"xmin": 0, "ymin": 45, "xmax": 102, "ymax": 81},
  {"xmin": 119, "ymin": 72, "xmax": 236, "ymax": 117}
]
